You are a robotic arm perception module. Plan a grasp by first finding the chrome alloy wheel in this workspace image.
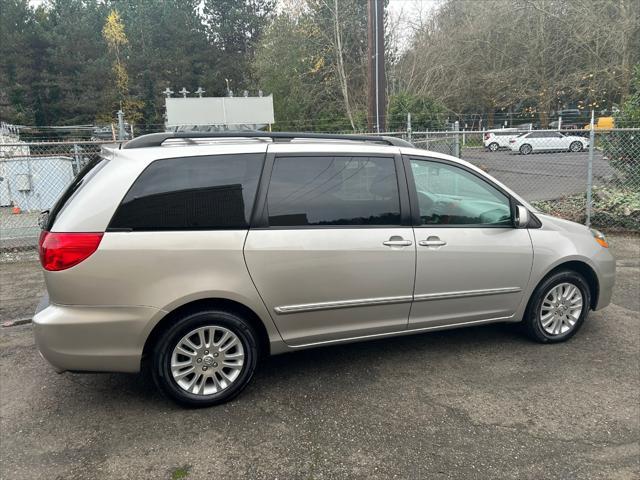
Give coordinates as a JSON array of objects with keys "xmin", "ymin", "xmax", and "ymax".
[
  {"xmin": 539, "ymin": 282, "xmax": 583, "ymax": 336},
  {"xmin": 170, "ymin": 326, "xmax": 245, "ymax": 395},
  {"xmin": 570, "ymin": 141, "xmax": 583, "ymax": 152}
]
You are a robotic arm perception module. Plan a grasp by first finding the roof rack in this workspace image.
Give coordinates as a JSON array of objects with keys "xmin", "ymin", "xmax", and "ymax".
[{"xmin": 121, "ymin": 131, "xmax": 414, "ymax": 149}]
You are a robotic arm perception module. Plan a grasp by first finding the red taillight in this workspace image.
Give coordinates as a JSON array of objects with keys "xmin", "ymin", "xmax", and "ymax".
[
  {"xmin": 39, "ymin": 232, "xmax": 103, "ymax": 271},
  {"xmin": 484, "ymin": 133, "xmax": 490, "ymax": 140},
  {"xmin": 509, "ymin": 139, "xmax": 516, "ymax": 143}
]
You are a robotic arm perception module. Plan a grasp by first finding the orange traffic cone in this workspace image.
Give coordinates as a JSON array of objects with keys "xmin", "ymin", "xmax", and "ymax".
[{"xmin": 12, "ymin": 205, "xmax": 21, "ymax": 214}]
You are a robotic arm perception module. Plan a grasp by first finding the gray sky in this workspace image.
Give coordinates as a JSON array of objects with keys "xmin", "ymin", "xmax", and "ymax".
[{"xmin": 388, "ymin": 0, "xmax": 440, "ymax": 50}]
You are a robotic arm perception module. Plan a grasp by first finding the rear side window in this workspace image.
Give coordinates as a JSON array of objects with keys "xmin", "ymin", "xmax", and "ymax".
[
  {"xmin": 45, "ymin": 157, "xmax": 108, "ymax": 230},
  {"xmin": 266, "ymin": 155, "xmax": 401, "ymax": 227},
  {"xmin": 109, "ymin": 154, "xmax": 263, "ymax": 231}
]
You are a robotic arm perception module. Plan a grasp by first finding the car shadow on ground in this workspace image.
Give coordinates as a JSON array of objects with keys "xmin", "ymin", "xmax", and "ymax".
[{"xmin": 59, "ymin": 322, "xmax": 528, "ymax": 409}]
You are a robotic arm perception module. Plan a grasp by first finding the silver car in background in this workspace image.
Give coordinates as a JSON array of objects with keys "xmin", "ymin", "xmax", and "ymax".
[{"xmin": 33, "ymin": 132, "xmax": 615, "ymax": 407}]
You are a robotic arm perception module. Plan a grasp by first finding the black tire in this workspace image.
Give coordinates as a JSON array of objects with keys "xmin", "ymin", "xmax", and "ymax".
[
  {"xmin": 520, "ymin": 144, "xmax": 532, "ymax": 155},
  {"xmin": 523, "ymin": 270, "xmax": 591, "ymax": 343},
  {"xmin": 488, "ymin": 142, "xmax": 499, "ymax": 152},
  {"xmin": 569, "ymin": 141, "xmax": 583, "ymax": 152},
  {"xmin": 151, "ymin": 309, "xmax": 258, "ymax": 407}
]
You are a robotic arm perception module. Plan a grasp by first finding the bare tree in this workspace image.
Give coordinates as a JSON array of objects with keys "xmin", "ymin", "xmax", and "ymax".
[
  {"xmin": 396, "ymin": 0, "xmax": 640, "ymax": 124},
  {"xmin": 331, "ymin": 0, "xmax": 356, "ymax": 130}
]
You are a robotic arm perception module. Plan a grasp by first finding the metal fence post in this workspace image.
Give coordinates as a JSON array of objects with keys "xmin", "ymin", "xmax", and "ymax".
[
  {"xmin": 73, "ymin": 143, "xmax": 80, "ymax": 175},
  {"xmin": 406, "ymin": 112, "xmax": 412, "ymax": 143},
  {"xmin": 453, "ymin": 120, "xmax": 460, "ymax": 158},
  {"xmin": 117, "ymin": 109, "xmax": 125, "ymax": 141},
  {"xmin": 586, "ymin": 110, "xmax": 595, "ymax": 227}
]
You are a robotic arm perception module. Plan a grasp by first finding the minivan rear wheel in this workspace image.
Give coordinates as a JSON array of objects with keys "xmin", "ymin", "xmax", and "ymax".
[
  {"xmin": 488, "ymin": 142, "xmax": 499, "ymax": 151},
  {"xmin": 523, "ymin": 270, "xmax": 590, "ymax": 343},
  {"xmin": 151, "ymin": 309, "xmax": 258, "ymax": 407}
]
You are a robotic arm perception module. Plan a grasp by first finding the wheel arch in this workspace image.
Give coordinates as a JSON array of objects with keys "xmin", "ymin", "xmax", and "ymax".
[
  {"xmin": 141, "ymin": 298, "xmax": 272, "ymax": 369},
  {"xmin": 526, "ymin": 260, "xmax": 599, "ymax": 315}
]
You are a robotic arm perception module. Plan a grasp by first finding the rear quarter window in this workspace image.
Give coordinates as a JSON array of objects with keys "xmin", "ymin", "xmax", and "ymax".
[
  {"xmin": 109, "ymin": 153, "xmax": 264, "ymax": 231},
  {"xmin": 44, "ymin": 157, "xmax": 109, "ymax": 230}
]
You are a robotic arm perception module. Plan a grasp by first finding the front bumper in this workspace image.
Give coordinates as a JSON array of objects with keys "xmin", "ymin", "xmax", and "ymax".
[
  {"xmin": 593, "ymin": 247, "xmax": 616, "ymax": 310},
  {"xmin": 33, "ymin": 296, "xmax": 162, "ymax": 373}
]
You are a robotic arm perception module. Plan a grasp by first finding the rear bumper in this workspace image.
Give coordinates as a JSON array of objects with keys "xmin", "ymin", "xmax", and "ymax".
[{"xmin": 33, "ymin": 296, "xmax": 162, "ymax": 373}]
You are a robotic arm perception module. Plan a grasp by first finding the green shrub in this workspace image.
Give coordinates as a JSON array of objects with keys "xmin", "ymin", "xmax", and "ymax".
[
  {"xmin": 387, "ymin": 93, "xmax": 446, "ymax": 131},
  {"xmin": 603, "ymin": 64, "xmax": 640, "ymax": 187}
]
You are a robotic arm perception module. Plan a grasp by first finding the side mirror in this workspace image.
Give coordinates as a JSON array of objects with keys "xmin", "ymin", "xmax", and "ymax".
[{"xmin": 515, "ymin": 205, "xmax": 529, "ymax": 228}]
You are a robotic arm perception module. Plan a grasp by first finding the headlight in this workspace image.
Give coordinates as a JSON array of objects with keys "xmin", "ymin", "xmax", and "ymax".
[{"xmin": 590, "ymin": 228, "xmax": 609, "ymax": 248}]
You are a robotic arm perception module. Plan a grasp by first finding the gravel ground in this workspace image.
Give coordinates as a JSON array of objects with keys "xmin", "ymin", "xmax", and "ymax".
[{"xmin": 0, "ymin": 235, "xmax": 638, "ymax": 480}]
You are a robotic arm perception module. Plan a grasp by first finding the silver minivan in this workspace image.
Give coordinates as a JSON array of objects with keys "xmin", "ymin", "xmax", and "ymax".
[{"xmin": 33, "ymin": 132, "xmax": 615, "ymax": 407}]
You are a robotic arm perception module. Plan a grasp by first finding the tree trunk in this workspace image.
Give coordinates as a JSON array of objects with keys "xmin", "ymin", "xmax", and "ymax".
[{"xmin": 333, "ymin": 0, "xmax": 356, "ymax": 131}]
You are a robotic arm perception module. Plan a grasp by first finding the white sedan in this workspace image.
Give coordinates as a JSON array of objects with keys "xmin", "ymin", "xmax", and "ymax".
[{"xmin": 509, "ymin": 131, "xmax": 590, "ymax": 155}]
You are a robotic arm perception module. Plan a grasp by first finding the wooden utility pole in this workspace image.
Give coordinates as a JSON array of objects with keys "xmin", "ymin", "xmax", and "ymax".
[{"xmin": 367, "ymin": 0, "xmax": 385, "ymax": 132}]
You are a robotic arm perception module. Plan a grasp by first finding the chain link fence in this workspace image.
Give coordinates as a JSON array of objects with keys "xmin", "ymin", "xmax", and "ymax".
[
  {"xmin": 0, "ymin": 140, "xmax": 119, "ymax": 249},
  {"xmin": 378, "ymin": 128, "xmax": 640, "ymax": 231},
  {"xmin": 1, "ymin": 130, "xmax": 638, "ymax": 249}
]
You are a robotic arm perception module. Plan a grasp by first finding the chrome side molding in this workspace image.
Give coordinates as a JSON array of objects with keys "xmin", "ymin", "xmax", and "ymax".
[
  {"xmin": 274, "ymin": 287, "xmax": 521, "ymax": 315},
  {"xmin": 413, "ymin": 287, "xmax": 521, "ymax": 302},
  {"xmin": 274, "ymin": 295, "xmax": 413, "ymax": 314}
]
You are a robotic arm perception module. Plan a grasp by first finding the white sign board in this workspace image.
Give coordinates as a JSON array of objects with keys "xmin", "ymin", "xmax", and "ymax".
[{"xmin": 166, "ymin": 96, "xmax": 274, "ymax": 127}]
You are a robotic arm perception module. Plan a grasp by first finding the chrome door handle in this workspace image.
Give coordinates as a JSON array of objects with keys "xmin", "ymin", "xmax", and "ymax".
[
  {"xmin": 383, "ymin": 237, "xmax": 413, "ymax": 247},
  {"xmin": 419, "ymin": 238, "xmax": 447, "ymax": 247}
]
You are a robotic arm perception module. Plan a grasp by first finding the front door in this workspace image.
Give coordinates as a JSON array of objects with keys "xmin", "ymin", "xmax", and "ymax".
[
  {"xmin": 405, "ymin": 156, "xmax": 534, "ymax": 328},
  {"xmin": 245, "ymin": 150, "xmax": 415, "ymax": 346}
]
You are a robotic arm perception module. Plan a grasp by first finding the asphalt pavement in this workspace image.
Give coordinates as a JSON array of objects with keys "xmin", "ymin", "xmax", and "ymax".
[
  {"xmin": 0, "ymin": 235, "xmax": 638, "ymax": 480},
  {"xmin": 461, "ymin": 148, "xmax": 613, "ymax": 202}
]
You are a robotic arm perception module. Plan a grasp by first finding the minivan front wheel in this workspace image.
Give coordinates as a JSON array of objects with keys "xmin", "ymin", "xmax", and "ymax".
[
  {"xmin": 152, "ymin": 310, "xmax": 258, "ymax": 407},
  {"xmin": 523, "ymin": 270, "xmax": 590, "ymax": 343}
]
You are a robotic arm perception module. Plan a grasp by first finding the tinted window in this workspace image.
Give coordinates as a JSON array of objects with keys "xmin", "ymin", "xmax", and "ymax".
[
  {"xmin": 110, "ymin": 154, "xmax": 263, "ymax": 230},
  {"xmin": 410, "ymin": 159, "xmax": 511, "ymax": 226},
  {"xmin": 527, "ymin": 132, "xmax": 544, "ymax": 138},
  {"xmin": 267, "ymin": 156, "xmax": 401, "ymax": 227}
]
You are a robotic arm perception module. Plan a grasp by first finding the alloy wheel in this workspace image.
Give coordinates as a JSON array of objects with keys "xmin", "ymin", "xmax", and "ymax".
[
  {"xmin": 520, "ymin": 144, "xmax": 532, "ymax": 155},
  {"xmin": 539, "ymin": 282, "xmax": 583, "ymax": 336},
  {"xmin": 570, "ymin": 141, "xmax": 583, "ymax": 152},
  {"xmin": 170, "ymin": 326, "xmax": 245, "ymax": 395}
]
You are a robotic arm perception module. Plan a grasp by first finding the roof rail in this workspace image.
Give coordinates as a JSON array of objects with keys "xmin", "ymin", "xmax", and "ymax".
[{"xmin": 121, "ymin": 131, "xmax": 414, "ymax": 149}]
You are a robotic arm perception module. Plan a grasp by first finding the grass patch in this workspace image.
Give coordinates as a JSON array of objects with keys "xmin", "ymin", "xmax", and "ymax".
[{"xmin": 171, "ymin": 465, "xmax": 191, "ymax": 480}]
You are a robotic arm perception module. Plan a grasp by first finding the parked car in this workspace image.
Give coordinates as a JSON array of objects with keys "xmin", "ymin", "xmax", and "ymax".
[
  {"xmin": 483, "ymin": 128, "xmax": 521, "ymax": 151},
  {"xmin": 509, "ymin": 131, "xmax": 590, "ymax": 155},
  {"xmin": 34, "ymin": 132, "xmax": 615, "ymax": 407}
]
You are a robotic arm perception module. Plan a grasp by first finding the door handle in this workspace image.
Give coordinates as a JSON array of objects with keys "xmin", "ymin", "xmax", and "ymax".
[
  {"xmin": 383, "ymin": 236, "xmax": 413, "ymax": 247},
  {"xmin": 419, "ymin": 237, "xmax": 447, "ymax": 247}
]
